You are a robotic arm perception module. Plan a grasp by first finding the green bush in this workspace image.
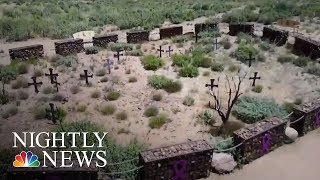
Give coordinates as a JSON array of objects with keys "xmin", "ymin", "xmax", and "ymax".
[
  {"xmin": 183, "ymin": 96, "xmax": 195, "ymax": 106},
  {"xmin": 141, "ymin": 55, "xmax": 164, "ymax": 71},
  {"xmin": 147, "ymin": 75, "xmax": 182, "ymax": 93},
  {"xmin": 294, "ymin": 98, "xmax": 303, "ymax": 105},
  {"xmin": 192, "ymin": 52, "xmax": 212, "ymax": 68},
  {"xmin": 179, "ymin": 65, "xmax": 199, "ymax": 78},
  {"xmin": 172, "ymin": 35, "xmax": 189, "ymax": 44},
  {"xmin": 198, "ymin": 110, "xmax": 216, "ymax": 126},
  {"xmin": 305, "ymin": 63, "xmax": 320, "ymax": 77},
  {"xmin": 100, "ymin": 104, "xmax": 117, "ymax": 115},
  {"xmin": 283, "ymin": 102, "xmax": 295, "ymax": 113},
  {"xmin": 228, "ymin": 64, "xmax": 240, "ymax": 72},
  {"xmin": 235, "ymin": 42, "xmax": 258, "ymax": 62},
  {"xmin": 33, "ymin": 106, "xmax": 47, "ymax": 119},
  {"xmin": 293, "ymin": 57, "xmax": 309, "ymax": 67},
  {"xmin": 259, "ymin": 42, "xmax": 271, "ymax": 51},
  {"xmin": 110, "ymin": 43, "xmax": 133, "ymax": 52},
  {"xmin": 106, "ymin": 91, "xmax": 120, "ymax": 101},
  {"xmin": 149, "ymin": 113, "xmax": 168, "ymax": 129},
  {"xmin": 85, "ymin": 46, "xmax": 99, "ymax": 54},
  {"xmin": 172, "ymin": 55, "xmax": 192, "ymax": 67},
  {"xmin": 16, "ymin": 62, "xmax": 29, "ymax": 74},
  {"xmin": 116, "ymin": 111, "xmax": 128, "ymax": 120},
  {"xmin": 56, "ymin": 56, "xmax": 78, "ymax": 67},
  {"xmin": 233, "ymin": 96, "xmax": 287, "ymax": 124},
  {"xmin": 144, "ymin": 106, "xmax": 159, "ymax": 117},
  {"xmin": 236, "ymin": 32, "xmax": 253, "ymax": 44},
  {"xmin": 252, "ymin": 85, "xmax": 263, "ymax": 93},
  {"xmin": 277, "ymin": 55, "xmax": 294, "ymax": 64},
  {"xmin": 211, "ymin": 62, "xmax": 224, "ymax": 72},
  {"xmin": 126, "ymin": 49, "xmax": 143, "ymax": 56}
]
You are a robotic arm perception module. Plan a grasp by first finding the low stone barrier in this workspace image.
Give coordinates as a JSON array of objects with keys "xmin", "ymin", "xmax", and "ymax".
[
  {"xmin": 292, "ymin": 35, "xmax": 320, "ymax": 59},
  {"xmin": 159, "ymin": 26, "xmax": 183, "ymax": 39},
  {"xmin": 139, "ymin": 140, "xmax": 213, "ymax": 180},
  {"xmin": 262, "ymin": 26, "xmax": 288, "ymax": 46},
  {"xmin": 93, "ymin": 34, "xmax": 118, "ymax": 47},
  {"xmin": 127, "ymin": 30, "xmax": 150, "ymax": 43},
  {"xmin": 233, "ymin": 117, "xmax": 286, "ymax": 163},
  {"xmin": 54, "ymin": 38, "xmax": 84, "ymax": 56},
  {"xmin": 228, "ymin": 23, "xmax": 254, "ymax": 36},
  {"xmin": 9, "ymin": 44, "xmax": 44, "ymax": 60}
]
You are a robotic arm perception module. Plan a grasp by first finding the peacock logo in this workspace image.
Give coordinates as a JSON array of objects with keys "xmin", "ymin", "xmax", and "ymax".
[{"xmin": 13, "ymin": 151, "xmax": 40, "ymax": 167}]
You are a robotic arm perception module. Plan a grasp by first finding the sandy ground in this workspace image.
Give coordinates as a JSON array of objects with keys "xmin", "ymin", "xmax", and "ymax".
[{"xmin": 207, "ymin": 128, "xmax": 320, "ymax": 180}]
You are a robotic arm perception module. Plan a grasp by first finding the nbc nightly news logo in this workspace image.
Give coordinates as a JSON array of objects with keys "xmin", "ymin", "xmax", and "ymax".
[{"xmin": 12, "ymin": 132, "xmax": 108, "ymax": 168}]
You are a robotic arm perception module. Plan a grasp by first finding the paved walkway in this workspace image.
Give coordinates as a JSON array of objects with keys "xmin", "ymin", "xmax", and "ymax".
[{"xmin": 207, "ymin": 129, "xmax": 320, "ymax": 180}]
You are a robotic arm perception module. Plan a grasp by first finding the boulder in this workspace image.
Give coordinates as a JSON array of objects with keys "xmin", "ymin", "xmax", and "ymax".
[
  {"xmin": 211, "ymin": 153, "xmax": 237, "ymax": 173},
  {"xmin": 285, "ymin": 127, "xmax": 298, "ymax": 140}
]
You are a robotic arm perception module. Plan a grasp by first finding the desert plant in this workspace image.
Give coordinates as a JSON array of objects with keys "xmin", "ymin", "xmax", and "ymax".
[
  {"xmin": 100, "ymin": 77, "xmax": 109, "ymax": 82},
  {"xmin": 183, "ymin": 96, "xmax": 195, "ymax": 106},
  {"xmin": 33, "ymin": 69, "xmax": 44, "ymax": 77},
  {"xmin": 141, "ymin": 55, "xmax": 164, "ymax": 71},
  {"xmin": 293, "ymin": 57, "xmax": 309, "ymax": 67},
  {"xmin": 32, "ymin": 106, "xmax": 47, "ymax": 119},
  {"xmin": 18, "ymin": 90, "xmax": 29, "ymax": 100},
  {"xmin": 152, "ymin": 91, "xmax": 162, "ymax": 101},
  {"xmin": 283, "ymin": 102, "xmax": 295, "ymax": 113},
  {"xmin": 96, "ymin": 69, "xmax": 107, "ymax": 76},
  {"xmin": 77, "ymin": 105, "xmax": 87, "ymax": 112},
  {"xmin": 252, "ymin": 85, "xmax": 263, "ymax": 93},
  {"xmin": 149, "ymin": 113, "xmax": 168, "ymax": 129},
  {"xmin": 198, "ymin": 110, "xmax": 216, "ymax": 126},
  {"xmin": 116, "ymin": 111, "xmax": 128, "ymax": 120},
  {"xmin": 2, "ymin": 106, "xmax": 18, "ymax": 118},
  {"xmin": 144, "ymin": 106, "xmax": 159, "ymax": 117},
  {"xmin": 305, "ymin": 63, "xmax": 320, "ymax": 77},
  {"xmin": 100, "ymin": 104, "xmax": 117, "ymax": 115},
  {"xmin": 277, "ymin": 55, "xmax": 294, "ymax": 64},
  {"xmin": 85, "ymin": 46, "xmax": 99, "ymax": 54},
  {"xmin": 56, "ymin": 56, "xmax": 78, "ymax": 67},
  {"xmin": 52, "ymin": 93, "xmax": 65, "ymax": 101},
  {"xmin": 172, "ymin": 55, "xmax": 192, "ymax": 67},
  {"xmin": 126, "ymin": 49, "xmax": 143, "ymax": 56},
  {"xmin": 235, "ymin": 42, "xmax": 258, "ymax": 62},
  {"xmin": 118, "ymin": 128, "xmax": 130, "ymax": 134},
  {"xmin": 259, "ymin": 42, "xmax": 271, "ymax": 51},
  {"xmin": 91, "ymin": 90, "xmax": 101, "ymax": 98},
  {"xmin": 110, "ymin": 43, "xmax": 133, "ymax": 52},
  {"xmin": 211, "ymin": 62, "xmax": 224, "ymax": 72},
  {"xmin": 70, "ymin": 85, "xmax": 81, "ymax": 94},
  {"xmin": 202, "ymin": 71, "xmax": 210, "ymax": 76},
  {"xmin": 42, "ymin": 86, "xmax": 55, "ymax": 94},
  {"xmin": 106, "ymin": 91, "xmax": 120, "ymax": 101},
  {"xmin": 147, "ymin": 75, "xmax": 182, "ymax": 93},
  {"xmin": 16, "ymin": 63, "xmax": 29, "ymax": 74},
  {"xmin": 294, "ymin": 98, "xmax": 303, "ymax": 105},
  {"xmin": 128, "ymin": 76, "xmax": 137, "ymax": 83},
  {"xmin": 179, "ymin": 65, "xmax": 199, "ymax": 78},
  {"xmin": 228, "ymin": 64, "xmax": 240, "ymax": 72}
]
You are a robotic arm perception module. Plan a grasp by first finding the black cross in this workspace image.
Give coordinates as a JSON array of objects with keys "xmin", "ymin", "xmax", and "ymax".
[
  {"xmin": 28, "ymin": 77, "xmax": 43, "ymax": 93},
  {"xmin": 166, "ymin": 46, "xmax": 174, "ymax": 57},
  {"xmin": 157, "ymin": 45, "xmax": 164, "ymax": 58},
  {"xmin": 45, "ymin": 68, "xmax": 59, "ymax": 84},
  {"xmin": 104, "ymin": 59, "xmax": 113, "ymax": 74},
  {"xmin": 46, "ymin": 103, "xmax": 58, "ymax": 124},
  {"xmin": 213, "ymin": 38, "xmax": 219, "ymax": 50},
  {"xmin": 246, "ymin": 53, "xmax": 255, "ymax": 67},
  {"xmin": 80, "ymin": 70, "xmax": 93, "ymax": 85},
  {"xmin": 52, "ymin": 76, "xmax": 61, "ymax": 92},
  {"xmin": 249, "ymin": 72, "xmax": 261, "ymax": 87},
  {"xmin": 205, "ymin": 79, "xmax": 219, "ymax": 91},
  {"xmin": 114, "ymin": 50, "xmax": 123, "ymax": 64}
]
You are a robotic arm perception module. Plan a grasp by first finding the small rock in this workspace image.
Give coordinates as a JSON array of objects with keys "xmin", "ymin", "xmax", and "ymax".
[
  {"xmin": 212, "ymin": 153, "xmax": 237, "ymax": 173},
  {"xmin": 285, "ymin": 127, "xmax": 298, "ymax": 140}
]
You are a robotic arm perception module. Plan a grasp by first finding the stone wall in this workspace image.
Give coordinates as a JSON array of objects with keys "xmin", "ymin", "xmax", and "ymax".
[
  {"xmin": 292, "ymin": 35, "xmax": 320, "ymax": 59},
  {"xmin": 139, "ymin": 140, "xmax": 213, "ymax": 180},
  {"xmin": 228, "ymin": 23, "xmax": 254, "ymax": 36},
  {"xmin": 195, "ymin": 23, "xmax": 218, "ymax": 34},
  {"xmin": 159, "ymin": 26, "xmax": 183, "ymax": 39},
  {"xmin": 262, "ymin": 26, "xmax": 289, "ymax": 46},
  {"xmin": 54, "ymin": 38, "xmax": 85, "ymax": 56},
  {"xmin": 9, "ymin": 44, "xmax": 44, "ymax": 60},
  {"xmin": 93, "ymin": 34, "xmax": 118, "ymax": 47},
  {"xmin": 127, "ymin": 31, "xmax": 150, "ymax": 43},
  {"xmin": 233, "ymin": 117, "xmax": 286, "ymax": 163}
]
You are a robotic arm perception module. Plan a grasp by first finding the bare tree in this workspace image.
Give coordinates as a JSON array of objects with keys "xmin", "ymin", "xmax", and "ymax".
[{"xmin": 207, "ymin": 73, "xmax": 247, "ymax": 134}]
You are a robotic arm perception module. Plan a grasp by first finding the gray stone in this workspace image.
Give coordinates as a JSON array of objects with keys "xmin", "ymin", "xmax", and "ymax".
[
  {"xmin": 212, "ymin": 153, "xmax": 237, "ymax": 173},
  {"xmin": 285, "ymin": 127, "xmax": 298, "ymax": 140}
]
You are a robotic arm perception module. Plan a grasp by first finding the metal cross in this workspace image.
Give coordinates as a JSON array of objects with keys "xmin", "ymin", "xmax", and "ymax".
[
  {"xmin": 45, "ymin": 68, "xmax": 58, "ymax": 84},
  {"xmin": 166, "ymin": 46, "xmax": 174, "ymax": 57},
  {"xmin": 52, "ymin": 76, "xmax": 61, "ymax": 92},
  {"xmin": 114, "ymin": 50, "xmax": 124, "ymax": 64},
  {"xmin": 157, "ymin": 45, "xmax": 164, "ymax": 58},
  {"xmin": 28, "ymin": 77, "xmax": 43, "ymax": 93},
  {"xmin": 46, "ymin": 103, "xmax": 58, "ymax": 124},
  {"xmin": 205, "ymin": 79, "xmax": 219, "ymax": 91},
  {"xmin": 104, "ymin": 59, "xmax": 113, "ymax": 74},
  {"xmin": 80, "ymin": 70, "xmax": 93, "ymax": 85},
  {"xmin": 213, "ymin": 38, "xmax": 219, "ymax": 50},
  {"xmin": 249, "ymin": 72, "xmax": 261, "ymax": 87},
  {"xmin": 246, "ymin": 53, "xmax": 255, "ymax": 67}
]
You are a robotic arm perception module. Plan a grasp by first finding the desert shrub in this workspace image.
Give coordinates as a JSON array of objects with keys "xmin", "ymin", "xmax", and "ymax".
[
  {"xmin": 118, "ymin": 128, "xmax": 130, "ymax": 134},
  {"xmin": 172, "ymin": 55, "xmax": 192, "ymax": 67},
  {"xmin": 144, "ymin": 106, "xmax": 159, "ymax": 117},
  {"xmin": 91, "ymin": 90, "xmax": 101, "ymax": 98},
  {"xmin": 128, "ymin": 76, "xmax": 137, "ymax": 83},
  {"xmin": 198, "ymin": 110, "xmax": 215, "ymax": 126},
  {"xmin": 70, "ymin": 85, "xmax": 81, "ymax": 94},
  {"xmin": 106, "ymin": 91, "xmax": 120, "ymax": 101},
  {"xmin": 16, "ymin": 62, "xmax": 29, "ymax": 74},
  {"xmin": 256, "ymin": 53, "xmax": 266, "ymax": 62},
  {"xmin": 0, "ymin": 94, "xmax": 10, "ymax": 105},
  {"xmin": 100, "ymin": 77, "xmax": 109, "ymax": 82},
  {"xmin": 252, "ymin": 85, "xmax": 263, "ymax": 93},
  {"xmin": 18, "ymin": 90, "xmax": 29, "ymax": 100},
  {"xmin": 211, "ymin": 62, "xmax": 224, "ymax": 72},
  {"xmin": 152, "ymin": 92, "xmax": 162, "ymax": 101},
  {"xmin": 125, "ymin": 69, "xmax": 131, "ymax": 74},
  {"xmin": 283, "ymin": 102, "xmax": 295, "ymax": 113},
  {"xmin": 236, "ymin": 32, "xmax": 253, "ymax": 44},
  {"xmin": 293, "ymin": 57, "xmax": 309, "ymax": 67},
  {"xmin": 85, "ymin": 46, "xmax": 99, "ymax": 54},
  {"xmin": 222, "ymin": 40, "xmax": 232, "ymax": 49},
  {"xmin": 149, "ymin": 113, "xmax": 168, "ymax": 129},
  {"xmin": 228, "ymin": 64, "xmax": 240, "ymax": 72},
  {"xmin": 127, "ymin": 49, "xmax": 143, "ymax": 56},
  {"xmin": 52, "ymin": 93, "xmax": 65, "ymax": 101},
  {"xmin": 172, "ymin": 35, "xmax": 189, "ymax": 44},
  {"xmin": 111, "ymin": 75, "xmax": 121, "ymax": 84},
  {"xmin": 96, "ymin": 69, "xmax": 107, "ymax": 76},
  {"xmin": 259, "ymin": 42, "xmax": 271, "ymax": 51},
  {"xmin": 192, "ymin": 52, "xmax": 212, "ymax": 68},
  {"xmin": 235, "ymin": 42, "xmax": 258, "ymax": 62},
  {"xmin": 100, "ymin": 104, "xmax": 117, "ymax": 115},
  {"xmin": 56, "ymin": 56, "xmax": 78, "ymax": 67},
  {"xmin": 147, "ymin": 75, "xmax": 182, "ymax": 93},
  {"xmin": 233, "ymin": 96, "xmax": 287, "ymax": 124},
  {"xmin": 277, "ymin": 55, "xmax": 294, "ymax": 64},
  {"xmin": 110, "ymin": 43, "xmax": 133, "ymax": 51},
  {"xmin": 42, "ymin": 86, "xmax": 55, "ymax": 94},
  {"xmin": 116, "ymin": 111, "xmax": 128, "ymax": 120},
  {"xmin": 183, "ymin": 96, "xmax": 195, "ymax": 106},
  {"xmin": 2, "ymin": 106, "xmax": 18, "ymax": 118},
  {"xmin": 294, "ymin": 98, "xmax": 303, "ymax": 105},
  {"xmin": 141, "ymin": 55, "xmax": 164, "ymax": 71},
  {"xmin": 103, "ymin": 85, "xmax": 114, "ymax": 92},
  {"xmin": 33, "ymin": 106, "xmax": 47, "ymax": 119},
  {"xmin": 305, "ymin": 63, "xmax": 320, "ymax": 77},
  {"xmin": 179, "ymin": 65, "xmax": 199, "ymax": 78},
  {"xmin": 202, "ymin": 71, "xmax": 210, "ymax": 76},
  {"xmin": 135, "ymin": 44, "xmax": 141, "ymax": 50},
  {"xmin": 11, "ymin": 77, "xmax": 28, "ymax": 89},
  {"xmin": 33, "ymin": 69, "xmax": 44, "ymax": 77},
  {"xmin": 77, "ymin": 105, "xmax": 87, "ymax": 112}
]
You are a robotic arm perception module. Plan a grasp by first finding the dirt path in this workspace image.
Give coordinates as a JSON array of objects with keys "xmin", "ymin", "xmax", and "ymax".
[{"xmin": 206, "ymin": 128, "xmax": 320, "ymax": 180}]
